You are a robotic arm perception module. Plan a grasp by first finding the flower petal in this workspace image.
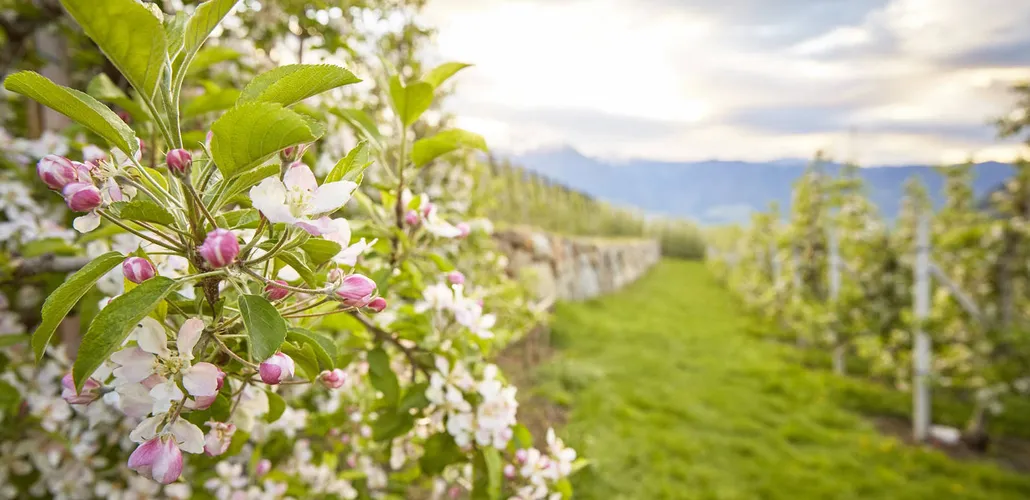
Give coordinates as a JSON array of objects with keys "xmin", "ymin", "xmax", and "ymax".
[
  {"xmin": 151, "ymin": 438, "xmax": 184, "ymax": 484},
  {"xmin": 72, "ymin": 212, "xmax": 101, "ymax": 233},
  {"xmin": 135, "ymin": 317, "xmax": 170, "ymax": 358},
  {"xmin": 320, "ymin": 217, "xmax": 351, "ymax": 246},
  {"xmin": 130, "ymin": 414, "xmax": 165, "ymax": 443},
  {"xmin": 110, "ymin": 348, "xmax": 157, "ymax": 383},
  {"xmin": 311, "ymin": 180, "xmax": 357, "ymax": 214},
  {"xmin": 168, "ymin": 419, "xmax": 206, "ymax": 454},
  {"xmin": 183, "ymin": 362, "xmax": 220, "ymax": 397},
  {"xmin": 250, "ymin": 177, "xmax": 295, "ymax": 224},
  {"xmin": 149, "ymin": 379, "xmax": 184, "ymax": 414},
  {"xmin": 176, "ymin": 318, "xmax": 205, "ymax": 360},
  {"xmin": 283, "ymin": 163, "xmax": 318, "ymax": 192},
  {"xmin": 117, "ymin": 383, "xmax": 157, "ymax": 419}
]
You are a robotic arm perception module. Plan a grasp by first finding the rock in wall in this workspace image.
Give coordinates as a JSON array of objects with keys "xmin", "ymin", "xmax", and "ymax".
[{"xmin": 493, "ymin": 227, "xmax": 661, "ymax": 302}]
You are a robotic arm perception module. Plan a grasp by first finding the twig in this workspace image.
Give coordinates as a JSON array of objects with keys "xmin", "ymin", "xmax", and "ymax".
[{"xmin": 349, "ymin": 311, "xmax": 428, "ymax": 382}]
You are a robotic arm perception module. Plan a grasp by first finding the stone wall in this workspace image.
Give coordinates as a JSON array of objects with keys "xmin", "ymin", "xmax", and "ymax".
[{"xmin": 493, "ymin": 227, "xmax": 661, "ymax": 302}]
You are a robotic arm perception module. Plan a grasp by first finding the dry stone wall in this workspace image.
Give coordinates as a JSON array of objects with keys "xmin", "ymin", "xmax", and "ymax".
[{"xmin": 494, "ymin": 227, "xmax": 661, "ymax": 302}]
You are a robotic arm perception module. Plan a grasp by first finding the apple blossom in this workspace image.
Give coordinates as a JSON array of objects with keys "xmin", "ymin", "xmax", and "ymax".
[
  {"xmin": 404, "ymin": 209, "xmax": 420, "ymax": 226},
  {"xmin": 265, "ymin": 279, "xmax": 290, "ymax": 300},
  {"xmin": 62, "ymin": 182, "xmax": 102, "ymax": 212},
  {"xmin": 249, "ymin": 162, "xmax": 357, "ymax": 235},
  {"xmin": 122, "ymin": 257, "xmax": 157, "ymax": 284},
  {"xmin": 165, "ymin": 149, "xmax": 192, "ymax": 177},
  {"xmin": 199, "ymin": 228, "xmax": 239, "ymax": 268},
  {"xmin": 336, "ymin": 273, "xmax": 376, "ymax": 307},
  {"xmin": 37, "ymin": 155, "xmax": 78, "ymax": 190},
  {"xmin": 260, "ymin": 352, "xmax": 295, "ymax": 385},
  {"xmin": 456, "ymin": 222, "xmax": 471, "ymax": 238},
  {"xmin": 60, "ymin": 373, "xmax": 100, "ymax": 405},
  {"xmin": 128, "ymin": 437, "xmax": 183, "ymax": 485},
  {"xmin": 203, "ymin": 421, "xmax": 237, "ymax": 456},
  {"xmin": 318, "ymin": 368, "xmax": 347, "ymax": 389},
  {"xmin": 447, "ymin": 271, "xmax": 465, "ymax": 285},
  {"xmin": 366, "ymin": 296, "xmax": 387, "ymax": 312}
]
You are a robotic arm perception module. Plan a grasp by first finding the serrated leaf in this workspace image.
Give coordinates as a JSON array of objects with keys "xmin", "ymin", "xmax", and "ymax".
[
  {"xmin": 281, "ymin": 342, "xmax": 319, "ymax": 379},
  {"xmin": 184, "ymin": 86, "xmax": 241, "ymax": 117},
  {"xmin": 367, "ymin": 347, "xmax": 399, "ymax": 406},
  {"xmin": 73, "ymin": 277, "xmax": 176, "ymax": 391},
  {"xmin": 180, "ymin": 0, "xmax": 239, "ymax": 75},
  {"xmin": 399, "ymin": 382, "xmax": 430, "ymax": 412},
  {"xmin": 60, "ymin": 0, "xmax": 167, "ymax": 99},
  {"xmin": 216, "ymin": 208, "xmax": 261, "ymax": 229},
  {"xmin": 372, "ymin": 411, "xmax": 414, "ymax": 441},
  {"xmin": 389, "ymin": 77, "xmax": 434, "ymax": 127},
  {"xmin": 326, "ymin": 140, "xmax": 373, "ymax": 184},
  {"xmin": 411, "ymin": 129, "xmax": 487, "ymax": 167},
  {"xmin": 264, "ymin": 389, "xmax": 285, "ymax": 423},
  {"xmin": 420, "ymin": 432, "xmax": 464, "ymax": 474},
  {"xmin": 275, "ymin": 251, "xmax": 318, "ymax": 288},
  {"xmin": 86, "ymin": 73, "xmax": 149, "ymax": 122},
  {"xmin": 116, "ymin": 199, "xmax": 175, "ymax": 226},
  {"xmin": 31, "ymin": 252, "xmax": 123, "ymax": 362},
  {"xmin": 287, "ymin": 328, "xmax": 336, "ymax": 370},
  {"xmin": 300, "ymin": 239, "xmax": 342, "ymax": 267},
  {"xmin": 211, "ymin": 102, "xmax": 317, "ymax": 177},
  {"xmin": 332, "ymin": 108, "xmax": 383, "ymax": 150},
  {"xmin": 4, "ymin": 72, "xmax": 137, "ymax": 155},
  {"xmin": 238, "ymin": 64, "xmax": 360, "ymax": 107},
  {"xmin": 423, "ymin": 62, "xmax": 471, "ymax": 89},
  {"xmin": 239, "ymin": 294, "xmax": 287, "ymax": 361},
  {"xmin": 165, "ymin": 11, "xmax": 189, "ymax": 58},
  {"xmin": 210, "ymin": 163, "xmax": 279, "ymax": 209}
]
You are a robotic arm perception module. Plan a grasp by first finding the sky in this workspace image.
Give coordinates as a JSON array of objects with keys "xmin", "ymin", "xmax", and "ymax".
[{"xmin": 422, "ymin": 0, "xmax": 1030, "ymax": 165}]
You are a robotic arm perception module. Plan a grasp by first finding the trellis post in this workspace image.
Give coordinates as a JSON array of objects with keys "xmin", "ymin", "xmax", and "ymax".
[{"xmin": 913, "ymin": 212, "xmax": 931, "ymax": 442}]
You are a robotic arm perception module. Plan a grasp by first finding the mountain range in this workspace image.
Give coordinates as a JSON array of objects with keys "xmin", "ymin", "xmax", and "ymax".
[{"xmin": 509, "ymin": 146, "xmax": 1014, "ymax": 225}]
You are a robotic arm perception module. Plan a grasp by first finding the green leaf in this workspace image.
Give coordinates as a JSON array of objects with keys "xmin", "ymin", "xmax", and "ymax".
[
  {"xmin": 300, "ymin": 239, "xmax": 342, "ymax": 267},
  {"xmin": 210, "ymin": 163, "xmax": 279, "ymax": 209},
  {"xmin": 73, "ymin": 277, "xmax": 176, "ymax": 391},
  {"xmin": 21, "ymin": 238, "xmax": 79, "ymax": 258},
  {"xmin": 210, "ymin": 102, "xmax": 318, "ymax": 177},
  {"xmin": 180, "ymin": 0, "xmax": 239, "ymax": 75},
  {"xmin": 372, "ymin": 411, "xmax": 414, "ymax": 441},
  {"xmin": 239, "ymin": 294, "xmax": 288, "ymax": 361},
  {"xmin": 471, "ymin": 447, "xmax": 503, "ymax": 500},
  {"xmin": 4, "ymin": 72, "xmax": 137, "ymax": 155},
  {"xmin": 216, "ymin": 208, "xmax": 261, "ymax": 229},
  {"xmin": 187, "ymin": 46, "xmax": 240, "ymax": 76},
  {"xmin": 165, "ymin": 11, "xmax": 189, "ymax": 58},
  {"xmin": 113, "ymin": 199, "xmax": 175, "ymax": 226},
  {"xmin": 184, "ymin": 86, "xmax": 241, "ymax": 117},
  {"xmin": 287, "ymin": 329, "xmax": 336, "ymax": 370},
  {"xmin": 512, "ymin": 424, "xmax": 533, "ymax": 450},
  {"xmin": 388, "ymin": 76, "xmax": 434, "ymax": 127},
  {"xmin": 367, "ymin": 347, "xmax": 399, "ymax": 406},
  {"xmin": 238, "ymin": 64, "xmax": 360, "ymax": 107},
  {"xmin": 0, "ymin": 335, "xmax": 29, "ymax": 349},
  {"xmin": 423, "ymin": 62, "xmax": 471, "ymax": 89},
  {"xmin": 555, "ymin": 478, "xmax": 573, "ymax": 499},
  {"xmin": 31, "ymin": 252, "xmax": 123, "ymax": 362},
  {"xmin": 280, "ymin": 342, "xmax": 319, "ymax": 379},
  {"xmin": 60, "ymin": 0, "xmax": 167, "ymax": 99},
  {"xmin": 420, "ymin": 432, "xmax": 465, "ymax": 474},
  {"xmin": 332, "ymin": 108, "xmax": 383, "ymax": 150},
  {"xmin": 0, "ymin": 381, "xmax": 20, "ymax": 409},
  {"xmin": 275, "ymin": 251, "xmax": 318, "ymax": 288},
  {"xmin": 264, "ymin": 389, "xmax": 285, "ymax": 423},
  {"xmin": 325, "ymin": 140, "xmax": 373, "ymax": 184},
  {"xmin": 399, "ymin": 382, "xmax": 430, "ymax": 412},
  {"xmin": 86, "ymin": 73, "xmax": 149, "ymax": 122},
  {"xmin": 411, "ymin": 129, "xmax": 487, "ymax": 167}
]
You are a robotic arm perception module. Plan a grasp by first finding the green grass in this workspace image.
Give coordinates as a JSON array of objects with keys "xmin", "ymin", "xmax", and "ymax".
[{"xmin": 528, "ymin": 259, "xmax": 1030, "ymax": 499}]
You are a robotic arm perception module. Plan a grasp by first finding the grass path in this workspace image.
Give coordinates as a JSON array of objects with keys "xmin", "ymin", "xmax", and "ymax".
[{"xmin": 528, "ymin": 260, "xmax": 1030, "ymax": 499}]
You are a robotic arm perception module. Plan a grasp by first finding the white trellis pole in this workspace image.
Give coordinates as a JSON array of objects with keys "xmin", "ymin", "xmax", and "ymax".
[
  {"xmin": 828, "ymin": 227, "xmax": 845, "ymax": 374},
  {"xmin": 913, "ymin": 213, "xmax": 932, "ymax": 442}
]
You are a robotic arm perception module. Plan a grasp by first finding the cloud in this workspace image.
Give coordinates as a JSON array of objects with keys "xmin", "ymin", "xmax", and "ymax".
[{"xmin": 422, "ymin": 0, "xmax": 1030, "ymax": 164}]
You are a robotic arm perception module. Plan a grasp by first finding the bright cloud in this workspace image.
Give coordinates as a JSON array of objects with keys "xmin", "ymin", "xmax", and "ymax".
[{"xmin": 422, "ymin": 0, "xmax": 1030, "ymax": 165}]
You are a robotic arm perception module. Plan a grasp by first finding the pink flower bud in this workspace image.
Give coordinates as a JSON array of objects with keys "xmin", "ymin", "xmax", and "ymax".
[
  {"xmin": 281, "ymin": 144, "xmax": 308, "ymax": 163},
  {"xmin": 37, "ymin": 155, "xmax": 77, "ymax": 190},
  {"xmin": 203, "ymin": 421, "xmax": 237, "ymax": 456},
  {"xmin": 128, "ymin": 437, "xmax": 183, "ymax": 485},
  {"xmin": 122, "ymin": 257, "xmax": 157, "ymax": 284},
  {"xmin": 366, "ymin": 297, "xmax": 387, "ymax": 313},
  {"xmin": 255, "ymin": 459, "xmax": 272, "ymax": 476},
  {"xmin": 117, "ymin": 110, "xmax": 132, "ymax": 123},
  {"xmin": 422, "ymin": 203, "xmax": 435, "ymax": 217},
  {"xmin": 328, "ymin": 268, "xmax": 344, "ymax": 283},
  {"xmin": 72, "ymin": 161, "xmax": 93, "ymax": 181},
  {"xmin": 404, "ymin": 210, "xmax": 420, "ymax": 226},
  {"xmin": 61, "ymin": 373, "xmax": 100, "ymax": 405},
  {"xmin": 447, "ymin": 271, "xmax": 465, "ymax": 285},
  {"xmin": 265, "ymin": 280, "xmax": 290, "ymax": 301},
  {"xmin": 515, "ymin": 449, "xmax": 528, "ymax": 463},
  {"xmin": 336, "ymin": 274, "xmax": 376, "ymax": 307},
  {"xmin": 318, "ymin": 368, "xmax": 347, "ymax": 389},
  {"xmin": 62, "ymin": 182, "xmax": 102, "ymax": 212},
  {"xmin": 456, "ymin": 222, "xmax": 471, "ymax": 239},
  {"xmin": 259, "ymin": 352, "xmax": 295, "ymax": 385},
  {"xmin": 166, "ymin": 149, "xmax": 192, "ymax": 176},
  {"xmin": 186, "ymin": 367, "xmax": 225, "ymax": 411},
  {"xmin": 448, "ymin": 486, "xmax": 462, "ymax": 499},
  {"xmin": 199, "ymin": 229, "xmax": 239, "ymax": 268},
  {"xmin": 503, "ymin": 463, "xmax": 516, "ymax": 479}
]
